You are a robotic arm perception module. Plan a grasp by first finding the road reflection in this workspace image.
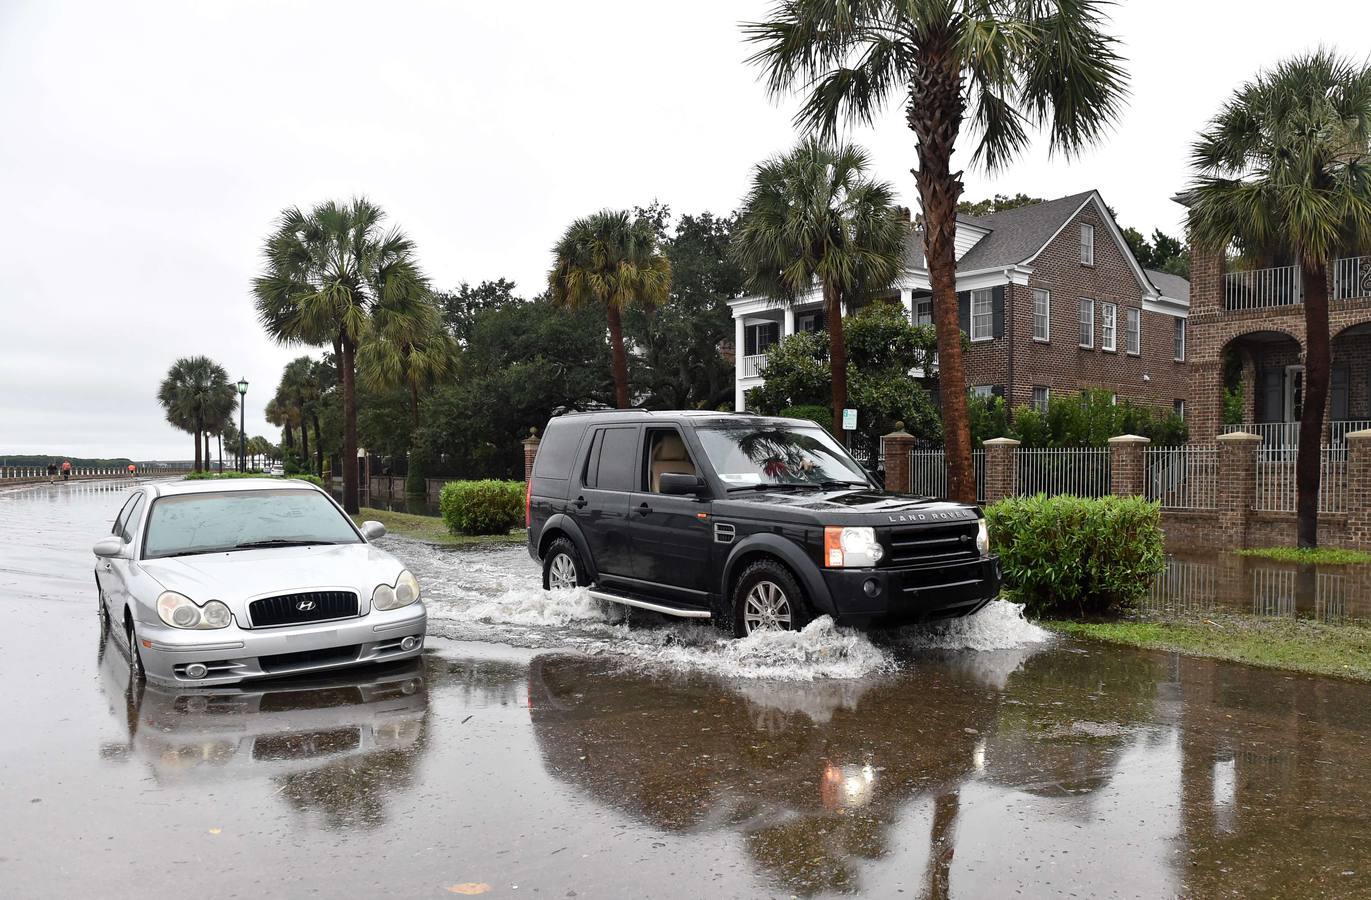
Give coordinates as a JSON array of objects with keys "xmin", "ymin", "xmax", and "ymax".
[
  {"xmin": 1147, "ymin": 552, "xmax": 1371, "ymax": 622},
  {"xmin": 95, "ymin": 631, "xmax": 432, "ymax": 829}
]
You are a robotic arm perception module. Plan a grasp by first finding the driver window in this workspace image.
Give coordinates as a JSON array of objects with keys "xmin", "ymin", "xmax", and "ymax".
[
  {"xmin": 121, "ymin": 495, "xmax": 146, "ymax": 544},
  {"xmin": 645, "ymin": 429, "xmax": 698, "ymax": 493},
  {"xmin": 111, "ymin": 496, "xmax": 137, "ymax": 537}
]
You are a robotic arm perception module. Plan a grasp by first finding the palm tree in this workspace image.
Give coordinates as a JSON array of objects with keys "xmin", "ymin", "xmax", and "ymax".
[
  {"xmin": 745, "ymin": 1, "xmax": 1128, "ymax": 502},
  {"xmin": 548, "ymin": 210, "xmax": 671, "ymax": 408},
  {"xmin": 279, "ymin": 356, "xmax": 322, "ymax": 474},
  {"xmin": 1187, "ymin": 51, "xmax": 1371, "ymax": 548},
  {"xmin": 359, "ymin": 301, "xmax": 455, "ymax": 428},
  {"xmin": 734, "ymin": 138, "xmax": 905, "ymax": 436},
  {"xmin": 157, "ymin": 356, "xmax": 236, "ymax": 473},
  {"xmin": 252, "ymin": 198, "xmax": 430, "ymax": 513}
]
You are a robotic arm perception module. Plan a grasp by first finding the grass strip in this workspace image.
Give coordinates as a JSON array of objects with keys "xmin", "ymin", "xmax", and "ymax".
[
  {"xmin": 1235, "ymin": 546, "xmax": 1371, "ymax": 566},
  {"xmin": 1044, "ymin": 613, "xmax": 1371, "ymax": 682},
  {"xmin": 355, "ymin": 507, "xmax": 526, "ymax": 548}
]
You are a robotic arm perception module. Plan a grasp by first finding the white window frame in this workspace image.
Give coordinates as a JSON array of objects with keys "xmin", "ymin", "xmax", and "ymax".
[
  {"xmin": 970, "ymin": 288, "xmax": 994, "ymax": 342},
  {"xmin": 1126, "ymin": 307, "xmax": 1141, "ymax": 356},
  {"xmin": 1032, "ymin": 288, "xmax": 1050, "ymax": 342},
  {"xmin": 1079, "ymin": 299, "xmax": 1095, "ymax": 348},
  {"xmin": 1080, "ymin": 223, "xmax": 1095, "ymax": 266},
  {"xmin": 1174, "ymin": 317, "xmax": 1186, "ymax": 361},
  {"xmin": 970, "ymin": 385, "xmax": 994, "ymax": 399},
  {"xmin": 1174, "ymin": 399, "xmax": 1186, "ymax": 420},
  {"xmin": 914, "ymin": 297, "xmax": 932, "ymax": 326},
  {"xmin": 1031, "ymin": 385, "xmax": 1050, "ymax": 412},
  {"xmin": 1101, "ymin": 302, "xmax": 1117, "ymax": 351}
]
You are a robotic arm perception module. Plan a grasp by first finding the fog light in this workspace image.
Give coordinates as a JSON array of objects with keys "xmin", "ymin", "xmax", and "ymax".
[
  {"xmin": 185, "ymin": 663, "xmax": 208, "ymax": 680},
  {"xmin": 862, "ymin": 578, "xmax": 881, "ymax": 598},
  {"xmin": 400, "ymin": 636, "xmax": 421, "ymax": 651}
]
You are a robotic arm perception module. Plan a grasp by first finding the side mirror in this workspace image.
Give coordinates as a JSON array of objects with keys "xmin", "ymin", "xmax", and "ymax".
[
  {"xmin": 659, "ymin": 473, "xmax": 706, "ymax": 496},
  {"xmin": 93, "ymin": 536, "xmax": 124, "ymax": 558},
  {"xmin": 360, "ymin": 520, "xmax": 387, "ymax": 540}
]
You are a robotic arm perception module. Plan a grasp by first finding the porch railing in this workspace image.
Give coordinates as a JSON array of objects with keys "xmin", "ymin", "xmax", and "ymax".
[
  {"xmin": 1015, "ymin": 447, "xmax": 1111, "ymax": 498},
  {"xmin": 1252, "ymin": 446, "xmax": 1347, "ymax": 513},
  {"xmin": 740, "ymin": 354, "xmax": 767, "ymax": 378},
  {"xmin": 1224, "ymin": 265, "xmax": 1300, "ymax": 311},
  {"xmin": 1331, "ymin": 420, "xmax": 1371, "ymax": 444},
  {"xmin": 1144, "ymin": 445, "xmax": 1219, "ymax": 509},
  {"xmin": 1334, "ymin": 255, "xmax": 1371, "ymax": 300},
  {"xmin": 1224, "ymin": 421, "xmax": 1371, "ymax": 447}
]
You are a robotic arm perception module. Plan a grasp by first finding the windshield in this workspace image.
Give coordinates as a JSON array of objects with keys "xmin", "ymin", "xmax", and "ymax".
[
  {"xmin": 142, "ymin": 489, "xmax": 362, "ymax": 559},
  {"xmin": 695, "ymin": 425, "xmax": 870, "ymax": 489}
]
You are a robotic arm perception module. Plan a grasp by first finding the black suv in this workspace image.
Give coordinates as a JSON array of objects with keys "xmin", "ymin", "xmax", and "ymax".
[{"xmin": 526, "ymin": 411, "xmax": 1001, "ymax": 636}]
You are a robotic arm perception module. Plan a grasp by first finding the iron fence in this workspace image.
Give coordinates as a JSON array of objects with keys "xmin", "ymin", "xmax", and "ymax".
[
  {"xmin": 1015, "ymin": 447, "xmax": 1112, "ymax": 498},
  {"xmin": 907, "ymin": 449, "xmax": 985, "ymax": 503},
  {"xmin": 1253, "ymin": 446, "xmax": 1347, "ymax": 513},
  {"xmin": 1224, "ymin": 264, "xmax": 1301, "ymax": 311},
  {"xmin": 1334, "ymin": 255, "xmax": 1371, "ymax": 300},
  {"xmin": 1144, "ymin": 445, "xmax": 1218, "ymax": 509}
]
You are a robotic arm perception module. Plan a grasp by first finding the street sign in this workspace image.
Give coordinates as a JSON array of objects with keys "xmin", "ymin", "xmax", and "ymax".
[{"xmin": 842, "ymin": 408, "xmax": 857, "ymax": 431}]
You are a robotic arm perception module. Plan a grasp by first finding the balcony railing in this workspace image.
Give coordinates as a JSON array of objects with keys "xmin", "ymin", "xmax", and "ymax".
[
  {"xmin": 1224, "ymin": 265, "xmax": 1301, "ymax": 311},
  {"xmin": 740, "ymin": 354, "xmax": 767, "ymax": 379},
  {"xmin": 1224, "ymin": 256, "xmax": 1371, "ymax": 310},
  {"xmin": 1334, "ymin": 256, "xmax": 1371, "ymax": 300},
  {"xmin": 1223, "ymin": 420, "xmax": 1371, "ymax": 447}
]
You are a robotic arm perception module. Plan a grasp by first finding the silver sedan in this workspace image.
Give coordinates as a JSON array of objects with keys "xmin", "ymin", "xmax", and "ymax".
[{"xmin": 94, "ymin": 478, "xmax": 426, "ymax": 686}]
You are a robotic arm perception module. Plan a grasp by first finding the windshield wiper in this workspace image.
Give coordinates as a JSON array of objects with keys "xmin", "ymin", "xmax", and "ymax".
[
  {"xmin": 232, "ymin": 539, "xmax": 337, "ymax": 549},
  {"xmin": 817, "ymin": 480, "xmax": 870, "ymax": 490},
  {"xmin": 725, "ymin": 483, "xmax": 811, "ymax": 493}
]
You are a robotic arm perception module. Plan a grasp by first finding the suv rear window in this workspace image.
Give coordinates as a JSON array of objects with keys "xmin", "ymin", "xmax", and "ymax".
[
  {"xmin": 584, "ymin": 426, "xmax": 637, "ymax": 492},
  {"xmin": 533, "ymin": 419, "xmax": 586, "ymax": 479}
]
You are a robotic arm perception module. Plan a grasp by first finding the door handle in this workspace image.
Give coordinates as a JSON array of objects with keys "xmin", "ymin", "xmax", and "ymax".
[
  {"xmin": 636, "ymin": 502, "xmax": 652, "ymax": 516},
  {"xmin": 573, "ymin": 496, "xmax": 587, "ymax": 509}
]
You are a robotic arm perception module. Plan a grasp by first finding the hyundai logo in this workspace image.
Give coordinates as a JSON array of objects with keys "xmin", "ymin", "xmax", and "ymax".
[{"xmin": 296, "ymin": 599, "xmax": 317, "ymax": 612}]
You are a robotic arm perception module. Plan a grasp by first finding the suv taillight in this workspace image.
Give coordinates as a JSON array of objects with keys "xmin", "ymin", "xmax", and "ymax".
[{"xmin": 525, "ymin": 479, "xmax": 533, "ymax": 527}]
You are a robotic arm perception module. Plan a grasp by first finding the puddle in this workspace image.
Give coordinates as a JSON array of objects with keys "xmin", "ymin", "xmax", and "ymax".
[
  {"xmin": 386, "ymin": 536, "xmax": 1049, "ymax": 681},
  {"xmin": 1145, "ymin": 551, "xmax": 1371, "ymax": 623}
]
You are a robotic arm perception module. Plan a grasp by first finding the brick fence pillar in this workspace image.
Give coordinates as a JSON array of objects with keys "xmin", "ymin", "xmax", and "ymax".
[
  {"xmin": 880, "ymin": 424, "xmax": 916, "ymax": 493},
  {"xmin": 522, "ymin": 428, "xmax": 541, "ymax": 485},
  {"xmin": 1347, "ymin": 429, "xmax": 1371, "ymax": 550},
  {"xmin": 1216, "ymin": 431, "xmax": 1261, "ymax": 548},
  {"xmin": 1108, "ymin": 434, "xmax": 1151, "ymax": 497},
  {"xmin": 982, "ymin": 437, "xmax": 1019, "ymax": 505}
]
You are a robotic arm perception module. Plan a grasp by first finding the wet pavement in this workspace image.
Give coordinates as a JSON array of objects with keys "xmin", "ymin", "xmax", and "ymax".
[{"xmin": 3, "ymin": 479, "xmax": 1371, "ymax": 898}]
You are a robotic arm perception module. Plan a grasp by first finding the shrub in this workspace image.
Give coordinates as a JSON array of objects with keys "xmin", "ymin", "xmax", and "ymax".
[
  {"xmin": 779, "ymin": 405, "xmax": 833, "ymax": 430},
  {"xmin": 289, "ymin": 474, "xmax": 324, "ymax": 487},
  {"xmin": 184, "ymin": 470, "xmax": 265, "ymax": 480},
  {"xmin": 440, "ymin": 480, "xmax": 525, "ymax": 535},
  {"xmin": 985, "ymin": 494, "xmax": 1164, "ymax": 618}
]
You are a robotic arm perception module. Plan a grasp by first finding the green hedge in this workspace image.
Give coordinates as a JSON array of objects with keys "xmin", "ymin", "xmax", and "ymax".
[
  {"xmin": 439, "ymin": 480, "xmax": 525, "ymax": 536},
  {"xmin": 183, "ymin": 471, "xmax": 265, "ymax": 480},
  {"xmin": 985, "ymin": 494, "xmax": 1164, "ymax": 618},
  {"xmin": 290, "ymin": 474, "xmax": 324, "ymax": 487}
]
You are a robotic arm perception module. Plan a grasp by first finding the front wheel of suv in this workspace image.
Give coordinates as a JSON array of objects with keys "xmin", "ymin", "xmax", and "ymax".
[
  {"xmin": 730, "ymin": 559, "xmax": 810, "ymax": 638},
  {"xmin": 542, "ymin": 537, "xmax": 588, "ymax": 592}
]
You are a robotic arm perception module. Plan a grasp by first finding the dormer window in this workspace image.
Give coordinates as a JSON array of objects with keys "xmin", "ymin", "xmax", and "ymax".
[{"xmin": 1080, "ymin": 224, "xmax": 1095, "ymax": 266}]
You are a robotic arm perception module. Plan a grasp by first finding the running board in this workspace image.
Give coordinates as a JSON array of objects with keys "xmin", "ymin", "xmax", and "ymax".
[{"xmin": 587, "ymin": 590, "xmax": 712, "ymax": 619}]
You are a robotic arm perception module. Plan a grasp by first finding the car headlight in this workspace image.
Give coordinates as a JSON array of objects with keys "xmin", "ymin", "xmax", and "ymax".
[
  {"xmin": 823, "ymin": 526, "xmax": 884, "ymax": 568},
  {"xmin": 373, "ymin": 570, "xmax": 421, "ymax": 611},
  {"xmin": 976, "ymin": 519, "xmax": 991, "ymax": 557},
  {"xmin": 156, "ymin": 592, "xmax": 232, "ymax": 629}
]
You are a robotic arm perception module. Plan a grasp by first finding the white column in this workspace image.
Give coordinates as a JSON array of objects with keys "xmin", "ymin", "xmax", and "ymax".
[
  {"xmin": 734, "ymin": 314, "xmax": 746, "ymax": 411},
  {"xmin": 900, "ymin": 288, "xmax": 913, "ymax": 321},
  {"xmin": 783, "ymin": 307, "xmax": 795, "ymax": 336}
]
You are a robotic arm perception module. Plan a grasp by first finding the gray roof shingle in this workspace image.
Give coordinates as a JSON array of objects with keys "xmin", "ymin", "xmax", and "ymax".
[
  {"xmin": 1145, "ymin": 268, "xmax": 1191, "ymax": 302},
  {"xmin": 903, "ymin": 190, "xmax": 1098, "ymax": 273}
]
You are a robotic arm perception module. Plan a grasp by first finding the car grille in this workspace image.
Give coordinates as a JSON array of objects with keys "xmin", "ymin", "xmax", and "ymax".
[
  {"xmin": 249, "ymin": 590, "xmax": 358, "ymax": 628},
  {"xmin": 252, "ymin": 727, "xmax": 362, "ymax": 761},
  {"xmin": 882, "ymin": 523, "xmax": 980, "ymax": 567},
  {"xmin": 258, "ymin": 644, "xmax": 361, "ymax": 674}
]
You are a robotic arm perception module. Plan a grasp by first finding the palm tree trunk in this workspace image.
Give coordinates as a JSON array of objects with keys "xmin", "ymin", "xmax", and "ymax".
[
  {"xmin": 193, "ymin": 418, "xmax": 203, "ymax": 473},
  {"xmin": 908, "ymin": 45, "xmax": 976, "ymax": 503},
  {"xmin": 340, "ymin": 334, "xmax": 360, "ymax": 514},
  {"xmin": 217, "ymin": 434, "xmax": 223, "ymax": 474},
  {"xmin": 299, "ymin": 401, "xmax": 311, "ymax": 475},
  {"xmin": 607, "ymin": 303, "xmax": 631, "ymax": 408},
  {"xmin": 312, "ymin": 412, "xmax": 324, "ymax": 477},
  {"xmin": 1297, "ymin": 261, "xmax": 1330, "ymax": 548},
  {"xmin": 284, "ymin": 421, "xmax": 295, "ymax": 450},
  {"xmin": 823, "ymin": 282, "xmax": 848, "ymax": 440}
]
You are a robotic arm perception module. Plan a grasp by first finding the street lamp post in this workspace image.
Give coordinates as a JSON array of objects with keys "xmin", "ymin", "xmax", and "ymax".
[{"xmin": 236, "ymin": 377, "xmax": 249, "ymax": 472}]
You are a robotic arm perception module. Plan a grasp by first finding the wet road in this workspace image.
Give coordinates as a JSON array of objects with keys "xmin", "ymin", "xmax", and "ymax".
[{"xmin": 3, "ymin": 480, "xmax": 1371, "ymax": 898}]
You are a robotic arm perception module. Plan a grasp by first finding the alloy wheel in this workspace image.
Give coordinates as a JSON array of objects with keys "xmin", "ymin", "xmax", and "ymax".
[
  {"xmin": 549, "ymin": 553, "xmax": 578, "ymax": 591},
  {"xmin": 743, "ymin": 581, "xmax": 793, "ymax": 634}
]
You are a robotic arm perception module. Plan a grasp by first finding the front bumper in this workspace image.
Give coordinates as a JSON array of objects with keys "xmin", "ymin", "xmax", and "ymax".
[
  {"xmin": 135, "ymin": 603, "xmax": 427, "ymax": 686},
  {"xmin": 822, "ymin": 556, "xmax": 1001, "ymax": 625}
]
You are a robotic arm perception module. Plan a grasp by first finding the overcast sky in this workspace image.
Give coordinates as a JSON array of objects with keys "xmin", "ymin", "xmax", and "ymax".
[{"xmin": 3, "ymin": 0, "xmax": 1368, "ymax": 460}]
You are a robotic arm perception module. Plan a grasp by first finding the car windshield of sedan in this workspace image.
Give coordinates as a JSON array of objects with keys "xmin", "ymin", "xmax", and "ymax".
[
  {"xmin": 695, "ymin": 425, "xmax": 870, "ymax": 489},
  {"xmin": 142, "ymin": 489, "xmax": 362, "ymax": 559}
]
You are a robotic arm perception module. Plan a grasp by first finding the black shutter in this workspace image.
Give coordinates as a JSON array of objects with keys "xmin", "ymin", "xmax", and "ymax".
[
  {"xmin": 992, "ymin": 286, "xmax": 1006, "ymax": 338},
  {"xmin": 957, "ymin": 291, "xmax": 970, "ymax": 334},
  {"xmin": 1332, "ymin": 365, "xmax": 1350, "ymax": 420},
  {"xmin": 991, "ymin": 385, "xmax": 1005, "ymax": 399},
  {"xmin": 1256, "ymin": 368, "xmax": 1284, "ymax": 423}
]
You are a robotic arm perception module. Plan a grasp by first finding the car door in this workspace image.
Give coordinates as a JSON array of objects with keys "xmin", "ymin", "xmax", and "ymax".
[
  {"xmin": 571, "ymin": 425, "xmax": 639, "ymax": 590},
  {"xmin": 103, "ymin": 493, "xmax": 145, "ymax": 621},
  {"xmin": 630, "ymin": 426, "xmax": 713, "ymax": 607},
  {"xmin": 97, "ymin": 494, "xmax": 139, "ymax": 616}
]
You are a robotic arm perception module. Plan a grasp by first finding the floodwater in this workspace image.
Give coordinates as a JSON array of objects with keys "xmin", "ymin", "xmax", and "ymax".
[
  {"xmin": 1148, "ymin": 551, "xmax": 1371, "ymax": 624},
  {"xmin": 3, "ymin": 480, "xmax": 1371, "ymax": 898}
]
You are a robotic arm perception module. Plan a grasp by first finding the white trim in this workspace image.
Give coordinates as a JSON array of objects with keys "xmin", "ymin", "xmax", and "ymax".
[
  {"xmin": 1126, "ymin": 307, "xmax": 1141, "ymax": 356},
  {"xmin": 1032, "ymin": 287, "xmax": 1051, "ymax": 342},
  {"xmin": 969, "ymin": 288, "xmax": 994, "ymax": 342},
  {"xmin": 1080, "ymin": 223, "xmax": 1096, "ymax": 266},
  {"xmin": 1144, "ymin": 296, "xmax": 1189, "ymax": 318},
  {"xmin": 1101, "ymin": 301, "xmax": 1117, "ymax": 351},
  {"xmin": 1079, "ymin": 298, "xmax": 1095, "ymax": 349}
]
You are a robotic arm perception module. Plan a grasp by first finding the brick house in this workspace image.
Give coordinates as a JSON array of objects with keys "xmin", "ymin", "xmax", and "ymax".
[
  {"xmin": 1181, "ymin": 208, "xmax": 1371, "ymax": 446},
  {"xmin": 729, "ymin": 191, "xmax": 1192, "ymax": 418}
]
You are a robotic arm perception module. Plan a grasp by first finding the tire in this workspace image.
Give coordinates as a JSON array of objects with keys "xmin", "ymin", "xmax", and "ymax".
[
  {"xmin": 542, "ymin": 537, "xmax": 588, "ymax": 592},
  {"xmin": 126, "ymin": 618, "xmax": 145, "ymax": 682},
  {"xmin": 730, "ymin": 559, "xmax": 810, "ymax": 638},
  {"xmin": 95, "ymin": 576, "xmax": 109, "ymax": 632}
]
